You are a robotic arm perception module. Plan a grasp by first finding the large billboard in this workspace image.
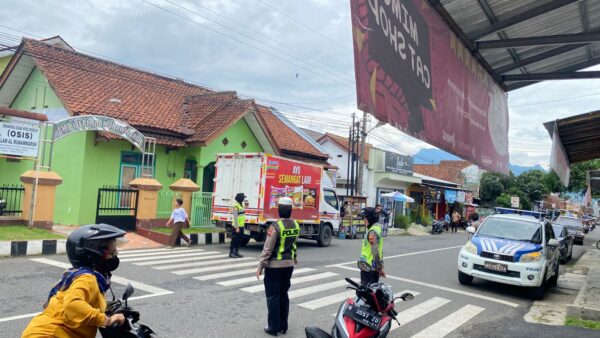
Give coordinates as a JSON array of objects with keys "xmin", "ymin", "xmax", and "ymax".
[{"xmin": 351, "ymin": 0, "xmax": 509, "ymax": 174}]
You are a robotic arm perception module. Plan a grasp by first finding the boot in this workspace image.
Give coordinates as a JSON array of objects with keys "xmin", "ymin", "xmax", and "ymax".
[
  {"xmin": 235, "ymin": 248, "xmax": 243, "ymax": 258},
  {"xmin": 229, "ymin": 248, "xmax": 237, "ymax": 258}
]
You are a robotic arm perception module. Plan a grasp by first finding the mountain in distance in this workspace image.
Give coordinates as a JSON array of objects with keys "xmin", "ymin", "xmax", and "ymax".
[{"xmin": 413, "ymin": 148, "xmax": 546, "ymax": 175}]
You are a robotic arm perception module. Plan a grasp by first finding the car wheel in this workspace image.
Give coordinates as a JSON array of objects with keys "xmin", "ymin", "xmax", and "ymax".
[
  {"xmin": 530, "ymin": 275, "xmax": 546, "ymax": 300},
  {"xmin": 458, "ymin": 271, "xmax": 473, "ymax": 285}
]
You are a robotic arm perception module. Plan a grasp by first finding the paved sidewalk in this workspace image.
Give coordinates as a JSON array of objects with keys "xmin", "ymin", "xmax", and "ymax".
[
  {"xmin": 568, "ymin": 247, "xmax": 600, "ymax": 320},
  {"xmin": 52, "ymin": 225, "xmax": 163, "ymax": 250}
]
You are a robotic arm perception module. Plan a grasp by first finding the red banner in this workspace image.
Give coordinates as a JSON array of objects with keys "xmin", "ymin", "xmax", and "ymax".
[
  {"xmin": 351, "ymin": 0, "xmax": 509, "ymax": 174},
  {"xmin": 263, "ymin": 155, "xmax": 322, "ymax": 220}
]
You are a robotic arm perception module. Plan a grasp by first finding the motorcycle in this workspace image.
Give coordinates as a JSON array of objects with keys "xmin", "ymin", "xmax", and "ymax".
[
  {"xmin": 305, "ymin": 278, "xmax": 414, "ymax": 338},
  {"xmin": 99, "ymin": 283, "xmax": 156, "ymax": 338},
  {"xmin": 430, "ymin": 220, "xmax": 445, "ymax": 235}
]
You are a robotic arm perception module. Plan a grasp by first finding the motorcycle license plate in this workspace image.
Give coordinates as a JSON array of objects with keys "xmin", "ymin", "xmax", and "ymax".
[
  {"xmin": 343, "ymin": 304, "xmax": 382, "ymax": 330},
  {"xmin": 484, "ymin": 261, "xmax": 508, "ymax": 273}
]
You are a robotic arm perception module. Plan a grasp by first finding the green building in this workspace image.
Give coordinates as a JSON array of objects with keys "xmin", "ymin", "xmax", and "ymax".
[{"xmin": 0, "ymin": 37, "xmax": 331, "ymax": 226}]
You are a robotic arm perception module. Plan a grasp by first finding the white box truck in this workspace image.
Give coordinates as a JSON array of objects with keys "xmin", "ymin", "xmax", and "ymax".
[{"xmin": 211, "ymin": 153, "xmax": 340, "ymax": 247}]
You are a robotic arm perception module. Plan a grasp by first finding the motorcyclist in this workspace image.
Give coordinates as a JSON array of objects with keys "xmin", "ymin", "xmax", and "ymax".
[{"xmin": 22, "ymin": 224, "xmax": 127, "ymax": 338}]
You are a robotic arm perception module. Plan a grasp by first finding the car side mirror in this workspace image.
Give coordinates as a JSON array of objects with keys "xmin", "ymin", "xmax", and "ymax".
[
  {"xmin": 548, "ymin": 239, "xmax": 560, "ymax": 247},
  {"xmin": 466, "ymin": 226, "xmax": 476, "ymax": 234}
]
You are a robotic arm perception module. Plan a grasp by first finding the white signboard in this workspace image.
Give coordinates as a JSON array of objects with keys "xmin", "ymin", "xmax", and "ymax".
[
  {"xmin": 511, "ymin": 196, "xmax": 520, "ymax": 208},
  {"xmin": 456, "ymin": 191, "xmax": 466, "ymax": 203},
  {"xmin": 0, "ymin": 121, "xmax": 40, "ymax": 157},
  {"xmin": 53, "ymin": 115, "xmax": 145, "ymax": 150}
]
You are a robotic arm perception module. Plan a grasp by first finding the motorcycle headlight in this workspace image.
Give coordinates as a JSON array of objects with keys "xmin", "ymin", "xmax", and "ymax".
[
  {"xmin": 520, "ymin": 251, "xmax": 541, "ymax": 263},
  {"xmin": 464, "ymin": 241, "xmax": 477, "ymax": 254}
]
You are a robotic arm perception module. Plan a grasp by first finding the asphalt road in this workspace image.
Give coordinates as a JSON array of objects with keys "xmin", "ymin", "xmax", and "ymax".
[{"xmin": 1, "ymin": 230, "xmax": 598, "ymax": 338}]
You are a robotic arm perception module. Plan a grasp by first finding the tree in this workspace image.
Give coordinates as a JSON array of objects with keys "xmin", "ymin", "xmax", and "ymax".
[
  {"xmin": 543, "ymin": 170, "xmax": 564, "ymax": 194},
  {"xmin": 568, "ymin": 159, "xmax": 600, "ymax": 193},
  {"xmin": 516, "ymin": 170, "xmax": 549, "ymax": 203},
  {"xmin": 496, "ymin": 193, "xmax": 511, "ymax": 208},
  {"xmin": 480, "ymin": 171, "xmax": 512, "ymax": 204}
]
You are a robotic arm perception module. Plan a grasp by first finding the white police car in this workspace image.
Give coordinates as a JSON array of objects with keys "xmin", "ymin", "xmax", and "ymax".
[{"xmin": 457, "ymin": 210, "xmax": 560, "ymax": 300}]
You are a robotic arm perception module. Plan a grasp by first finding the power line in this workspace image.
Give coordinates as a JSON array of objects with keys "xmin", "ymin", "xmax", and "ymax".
[
  {"xmin": 140, "ymin": 0, "xmax": 355, "ymax": 89},
  {"xmin": 257, "ymin": 0, "xmax": 352, "ymax": 53},
  {"xmin": 509, "ymin": 90, "xmax": 600, "ymax": 107}
]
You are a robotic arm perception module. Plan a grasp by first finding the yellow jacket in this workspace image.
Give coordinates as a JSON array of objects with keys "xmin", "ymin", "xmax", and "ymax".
[{"xmin": 21, "ymin": 274, "xmax": 107, "ymax": 338}]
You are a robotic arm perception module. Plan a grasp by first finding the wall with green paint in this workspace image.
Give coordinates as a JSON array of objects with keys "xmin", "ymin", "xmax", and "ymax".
[{"xmin": 0, "ymin": 55, "xmax": 12, "ymax": 75}]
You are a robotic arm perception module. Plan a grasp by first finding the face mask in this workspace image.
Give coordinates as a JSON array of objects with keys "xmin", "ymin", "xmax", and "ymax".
[{"xmin": 96, "ymin": 256, "xmax": 120, "ymax": 273}]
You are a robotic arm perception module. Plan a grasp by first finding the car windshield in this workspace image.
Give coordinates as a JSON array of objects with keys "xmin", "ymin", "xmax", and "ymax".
[
  {"xmin": 555, "ymin": 217, "xmax": 583, "ymax": 230},
  {"xmin": 478, "ymin": 217, "xmax": 542, "ymax": 244},
  {"xmin": 552, "ymin": 225, "xmax": 564, "ymax": 237}
]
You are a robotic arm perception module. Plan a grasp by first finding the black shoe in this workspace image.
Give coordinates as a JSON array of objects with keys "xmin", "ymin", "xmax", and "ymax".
[
  {"xmin": 235, "ymin": 251, "xmax": 244, "ymax": 258},
  {"xmin": 264, "ymin": 327, "xmax": 278, "ymax": 336},
  {"xmin": 279, "ymin": 330, "xmax": 287, "ymax": 335},
  {"xmin": 229, "ymin": 253, "xmax": 237, "ymax": 258}
]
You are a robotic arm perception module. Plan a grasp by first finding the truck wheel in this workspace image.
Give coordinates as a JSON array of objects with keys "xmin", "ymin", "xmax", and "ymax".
[
  {"xmin": 458, "ymin": 271, "xmax": 473, "ymax": 285},
  {"xmin": 317, "ymin": 224, "xmax": 332, "ymax": 247},
  {"xmin": 240, "ymin": 236, "xmax": 250, "ymax": 247}
]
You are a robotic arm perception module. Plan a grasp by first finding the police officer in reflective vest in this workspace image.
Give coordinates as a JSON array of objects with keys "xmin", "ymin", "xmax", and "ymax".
[
  {"xmin": 256, "ymin": 197, "xmax": 299, "ymax": 336},
  {"xmin": 229, "ymin": 192, "xmax": 246, "ymax": 259},
  {"xmin": 358, "ymin": 207, "xmax": 386, "ymax": 286}
]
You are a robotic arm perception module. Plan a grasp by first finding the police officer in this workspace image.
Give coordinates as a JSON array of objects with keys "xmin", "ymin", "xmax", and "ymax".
[
  {"xmin": 358, "ymin": 207, "xmax": 386, "ymax": 286},
  {"xmin": 256, "ymin": 197, "xmax": 299, "ymax": 336},
  {"xmin": 229, "ymin": 192, "xmax": 246, "ymax": 259}
]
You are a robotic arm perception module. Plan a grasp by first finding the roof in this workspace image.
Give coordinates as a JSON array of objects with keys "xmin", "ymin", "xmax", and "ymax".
[
  {"xmin": 317, "ymin": 133, "xmax": 372, "ymax": 162},
  {"xmin": 258, "ymin": 105, "xmax": 328, "ymax": 160},
  {"xmin": 431, "ymin": 1, "xmax": 600, "ymax": 91},
  {"xmin": 413, "ymin": 172, "xmax": 459, "ymax": 187},
  {"xmin": 0, "ymin": 38, "xmax": 330, "ymax": 159},
  {"xmin": 300, "ymin": 128, "xmax": 324, "ymax": 141},
  {"xmin": 413, "ymin": 162, "xmax": 466, "ymax": 185},
  {"xmin": 544, "ymin": 110, "xmax": 600, "ymax": 164},
  {"xmin": 0, "ymin": 106, "xmax": 47, "ymax": 121},
  {"xmin": 490, "ymin": 213, "xmax": 542, "ymax": 224},
  {"xmin": 438, "ymin": 160, "xmax": 473, "ymax": 169}
]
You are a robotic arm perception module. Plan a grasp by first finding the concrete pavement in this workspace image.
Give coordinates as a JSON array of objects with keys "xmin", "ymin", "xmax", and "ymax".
[{"xmin": 1, "ymin": 232, "xmax": 598, "ymax": 337}]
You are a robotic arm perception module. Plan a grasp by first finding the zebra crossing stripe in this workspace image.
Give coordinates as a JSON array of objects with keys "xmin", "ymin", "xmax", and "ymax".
[
  {"xmin": 173, "ymin": 262, "xmax": 258, "ymax": 275},
  {"xmin": 121, "ymin": 252, "xmax": 220, "ymax": 263},
  {"xmin": 194, "ymin": 268, "xmax": 259, "ymax": 281},
  {"xmin": 240, "ymin": 272, "xmax": 339, "ymax": 293},
  {"xmin": 390, "ymin": 297, "xmax": 451, "ymax": 332},
  {"xmin": 154, "ymin": 257, "xmax": 254, "ymax": 270},
  {"xmin": 118, "ymin": 247, "xmax": 191, "ymax": 257},
  {"xmin": 217, "ymin": 268, "xmax": 316, "ymax": 286},
  {"xmin": 410, "ymin": 304, "xmax": 485, "ymax": 338},
  {"xmin": 300, "ymin": 290, "xmax": 356, "ymax": 310},
  {"xmin": 133, "ymin": 252, "xmax": 224, "ymax": 266},
  {"xmin": 288, "ymin": 279, "xmax": 352, "ymax": 299}
]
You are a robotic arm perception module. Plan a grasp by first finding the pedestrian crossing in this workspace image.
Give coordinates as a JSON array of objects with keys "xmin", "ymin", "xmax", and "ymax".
[{"xmin": 119, "ymin": 248, "xmax": 487, "ymax": 337}]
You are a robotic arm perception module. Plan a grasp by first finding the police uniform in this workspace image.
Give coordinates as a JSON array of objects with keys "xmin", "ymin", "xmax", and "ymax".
[
  {"xmin": 359, "ymin": 222, "xmax": 384, "ymax": 285},
  {"xmin": 229, "ymin": 200, "xmax": 245, "ymax": 258},
  {"xmin": 258, "ymin": 218, "xmax": 300, "ymax": 335}
]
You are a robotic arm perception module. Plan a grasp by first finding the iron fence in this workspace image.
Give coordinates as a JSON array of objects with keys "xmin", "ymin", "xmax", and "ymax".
[
  {"xmin": 156, "ymin": 189, "xmax": 181, "ymax": 219},
  {"xmin": 0, "ymin": 184, "xmax": 24, "ymax": 216},
  {"xmin": 190, "ymin": 192, "xmax": 213, "ymax": 227}
]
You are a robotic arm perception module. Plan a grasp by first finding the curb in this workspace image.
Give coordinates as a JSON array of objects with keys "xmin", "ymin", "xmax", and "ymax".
[
  {"xmin": 0, "ymin": 239, "xmax": 67, "ymax": 257},
  {"xmin": 136, "ymin": 227, "xmax": 229, "ymax": 247}
]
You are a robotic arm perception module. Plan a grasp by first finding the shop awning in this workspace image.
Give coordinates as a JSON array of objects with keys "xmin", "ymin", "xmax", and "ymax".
[
  {"xmin": 413, "ymin": 173, "xmax": 460, "ymax": 189},
  {"xmin": 373, "ymin": 172, "xmax": 422, "ymax": 185},
  {"xmin": 587, "ymin": 170, "xmax": 600, "ymax": 196}
]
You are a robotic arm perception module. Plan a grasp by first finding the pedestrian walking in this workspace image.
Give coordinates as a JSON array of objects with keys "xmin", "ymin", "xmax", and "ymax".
[
  {"xmin": 358, "ymin": 207, "xmax": 386, "ymax": 286},
  {"xmin": 444, "ymin": 212, "xmax": 450, "ymax": 231},
  {"xmin": 230, "ymin": 192, "xmax": 246, "ymax": 258},
  {"xmin": 166, "ymin": 198, "xmax": 191, "ymax": 248},
  {"xmin": 256, "ymin": 197, "xmax": 299, "ymax": 336},
  {"xmin": 451, "ymin": 210, "xmax": 461, "ymax": 233}
]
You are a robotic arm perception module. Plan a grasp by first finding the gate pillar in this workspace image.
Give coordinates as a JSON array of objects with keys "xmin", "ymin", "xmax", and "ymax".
[
  {"xmin": 20, "ymin": 170, "xmax": 62, "ymax": 229},
  {"xmin": 169, "ymin": 179, "xmax": 200, "ymax": 218},
  {"xmin": 129, "ymin": 178, "xmax": 162, "ymax": 228}
]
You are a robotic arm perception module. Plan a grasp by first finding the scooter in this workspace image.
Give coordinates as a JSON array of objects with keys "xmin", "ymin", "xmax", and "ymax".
[
  {"xmin": 305, "ymin": 278, "xmax": 414, "ymax": 338},
  {"xmin": 99, "ymin": 283, "xmax": 156, "ymax": 338},
  {"xmin": 430, "ymin": 220, "xmax": 444, "ymax": 235}
]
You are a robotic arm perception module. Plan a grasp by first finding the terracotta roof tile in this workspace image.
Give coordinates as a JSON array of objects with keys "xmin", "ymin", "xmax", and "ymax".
[
  {"xmin": 318, "ymin": 133, "xmax": 371, "ymax": 162},
  {"xmin": 257, "ymin": 105, "xmax": 327, "ymax": 159},
  {"xmin": 23, "ymin": 39, "xmax": 207, "ymax": 134},
  {"xmin": 413, "ymin": 164, "xmax": 465, "ymax": 185}
]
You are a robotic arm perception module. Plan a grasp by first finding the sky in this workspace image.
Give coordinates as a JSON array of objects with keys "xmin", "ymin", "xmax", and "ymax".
[{"xmin": 0, "ymin": 0, "xmax": 598, "ymax": 168}]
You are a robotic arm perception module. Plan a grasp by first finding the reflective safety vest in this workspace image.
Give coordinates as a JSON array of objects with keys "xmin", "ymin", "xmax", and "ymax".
[
  {"xmin": 270, "ymin": 219, "xmax": 300, "ymax": 261},
  {"xmin": 233, "ymin": 202, "xmax": 245, "ymax": 228},
  {"xmin": 360, "ymin": 224, "xmax": 383, "ymax": 268}
]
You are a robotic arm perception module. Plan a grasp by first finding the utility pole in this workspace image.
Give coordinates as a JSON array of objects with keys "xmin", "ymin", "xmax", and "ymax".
[
  {"xmin": 349, "ymin": 113, "xmax": 356, "ymax": 196},
  {"xmin": 356, "ymin": 111, "xmax": 367, "ymax": 196},
  {"xmin": 346, "ymin": 122, "xmax": 352, "ymax": 196}
]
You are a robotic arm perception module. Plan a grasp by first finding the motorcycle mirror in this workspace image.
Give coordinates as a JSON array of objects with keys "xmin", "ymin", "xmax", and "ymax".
[
  {"xmin": 400, "ymin": 293, "xmax": 414, "ymax": 301},
  {"xmin": 123, "ymin": 283, "xmax": 134, "ymax": 301}
]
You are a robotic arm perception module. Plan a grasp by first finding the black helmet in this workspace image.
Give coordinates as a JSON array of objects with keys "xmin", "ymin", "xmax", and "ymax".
[
  {"xmin": 67, "ymin": 224, "xmax": 126, "ymax": 269},
  {"xmin": 360, "ymin": 207, "xmax": 379, "ymax": 226}
]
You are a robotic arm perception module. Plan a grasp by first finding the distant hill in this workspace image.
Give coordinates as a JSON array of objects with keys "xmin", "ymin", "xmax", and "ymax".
[
  {"xmin": 414, "ymin": 148, "xmax": 546, "ymax": 175},
  {"xmin": 509, "ymin": 163, "xmax": 546, "ymax": 175}
]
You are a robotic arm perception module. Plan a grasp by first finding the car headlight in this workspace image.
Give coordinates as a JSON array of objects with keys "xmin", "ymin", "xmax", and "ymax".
[
  {"xmin": 520, "ymin": 251, "xmax": 542, "ymax": 263},
  {"xmin": 464, "ymin": 241, "xmax": 477, "ymax": 254}
]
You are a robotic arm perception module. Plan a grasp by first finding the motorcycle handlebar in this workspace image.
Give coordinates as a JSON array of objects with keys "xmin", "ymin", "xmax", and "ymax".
[{"xmin": 345, "ymin": 278, "xmax": 360, "ymax": 288}]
